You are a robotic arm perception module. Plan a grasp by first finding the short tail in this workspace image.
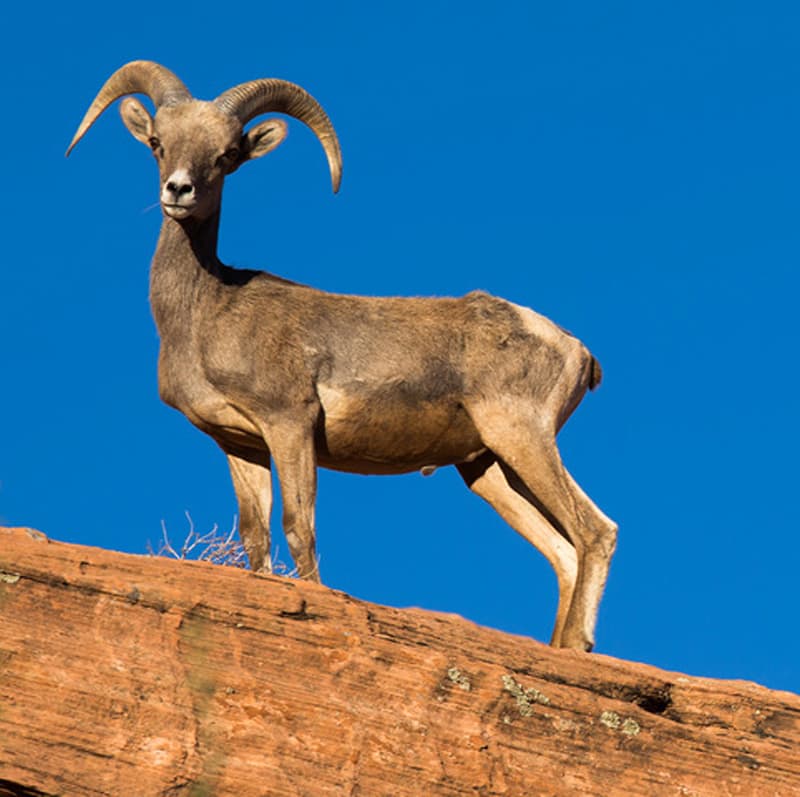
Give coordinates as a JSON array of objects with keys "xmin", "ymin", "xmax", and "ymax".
[{"xmin": 588, "ymin": 355, "xmax": 603, "ymax": 391}]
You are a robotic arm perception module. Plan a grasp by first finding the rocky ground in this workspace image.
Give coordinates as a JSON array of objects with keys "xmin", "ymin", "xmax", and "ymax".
[{"xmin": 0, "ymin": 526, "xmax": 798, "ymax": 796}]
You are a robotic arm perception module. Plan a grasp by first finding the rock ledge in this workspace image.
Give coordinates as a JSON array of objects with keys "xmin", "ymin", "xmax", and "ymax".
[{"xmin": 0, "ymin": 527, "xmax": 798, "ymax": 796}]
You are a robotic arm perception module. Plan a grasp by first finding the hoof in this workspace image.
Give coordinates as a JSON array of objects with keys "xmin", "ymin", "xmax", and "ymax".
[{"xmin": 559, "ymin": 629, "xmax": 595, "ymax": 652}]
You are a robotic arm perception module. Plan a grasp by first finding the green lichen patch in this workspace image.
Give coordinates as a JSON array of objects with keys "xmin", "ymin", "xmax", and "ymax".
[
  {"xmin": 502, "ymin": 674, "xmax": 550, "ymax": 717},
  {"xmin": 553, "ymin": 716, "xmax": 580, "ymax": 733},
  {"xmin": 447, "ymin": 667, "xmax": 472, "ymax": 692},
  {"xmin": 621, "ymin": 718, "xmax": 641, "ymax": 736},
  {"xmin": 600, "ymin": 710, "xmax": 621, "ymax": 729},
  {"xmin": 600, "ymin": 710, "xmax": 640, "ymax": 736}
]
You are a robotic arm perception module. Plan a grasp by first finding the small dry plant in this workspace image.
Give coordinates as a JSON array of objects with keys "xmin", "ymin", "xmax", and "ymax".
[
  {"xmin": 148, "ymin": 511, "xmax": 298, "ymax": 575},
  {"xmin": 148, "ymin": 511, "xmax": 247, "ymax": 568}
]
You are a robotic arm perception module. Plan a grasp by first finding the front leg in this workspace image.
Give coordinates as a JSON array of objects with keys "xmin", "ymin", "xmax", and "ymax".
[
  {"xmin": 264, "ymin": 419, "xmax": 320, "ymax": 582},
  {"xmin": 225, "ymin": 448, "xmax": 273, "ymax": 573}
]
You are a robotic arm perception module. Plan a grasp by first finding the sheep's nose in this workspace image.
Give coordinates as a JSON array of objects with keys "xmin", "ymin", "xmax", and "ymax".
[
  {"xmin": 166, "ymin": 179, "xmax": 193, "ymax": 196},
  {"xmin": 162, "ymin": 169, "xmax": 195, "ymax": 200}
]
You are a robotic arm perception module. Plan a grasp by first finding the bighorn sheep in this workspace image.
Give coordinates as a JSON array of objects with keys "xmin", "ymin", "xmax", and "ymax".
[{"xmin": 67, "ymin": 61, "xmax": 617, "ymax": 651}]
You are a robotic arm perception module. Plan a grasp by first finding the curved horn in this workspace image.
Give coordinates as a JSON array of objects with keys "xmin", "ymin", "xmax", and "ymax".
[
  {"xmin": 66, "ymin": 60, "xmax": 191, "ymax": 156},
  {"xmin": 214, "ymin": 80, "xmax": 342, "ymax": 193}
]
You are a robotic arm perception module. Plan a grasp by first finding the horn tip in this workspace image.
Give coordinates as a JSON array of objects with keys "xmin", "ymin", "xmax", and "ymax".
[{"xmin": 65, "ymin": 129, "xmax": 83, "ymax": 158}]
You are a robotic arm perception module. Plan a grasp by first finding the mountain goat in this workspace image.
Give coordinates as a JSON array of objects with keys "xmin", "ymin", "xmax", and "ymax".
[{"xmin": 67, "ymin": 61, "xmax": 616, "ymax": 650}]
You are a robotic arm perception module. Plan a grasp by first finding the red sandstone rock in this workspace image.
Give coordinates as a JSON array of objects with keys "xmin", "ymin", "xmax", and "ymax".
[{"xmin": 0, "ymin": 526, "xmax": 798, "ymax": 796}]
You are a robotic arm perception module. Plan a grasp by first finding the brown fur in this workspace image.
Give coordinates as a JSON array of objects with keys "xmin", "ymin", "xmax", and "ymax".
[{"xmin": 69, "ymin": 65, "xmax": 617, "ymax": 651}]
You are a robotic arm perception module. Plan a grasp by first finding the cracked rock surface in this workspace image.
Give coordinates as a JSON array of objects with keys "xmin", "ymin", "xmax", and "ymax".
[{"xmin": 0, "ymin": 526, "xmax": 798, "ymax": 796}]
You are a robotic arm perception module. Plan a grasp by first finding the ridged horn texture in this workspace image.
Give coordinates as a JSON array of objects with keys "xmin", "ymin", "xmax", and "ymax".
[
  {"xmin": 214, "ymin": 80, "xmax": 342, "ymax": 193},
  {"xmin": 66, "ymin": 61, "xmax": 191, "ymax": 156}
]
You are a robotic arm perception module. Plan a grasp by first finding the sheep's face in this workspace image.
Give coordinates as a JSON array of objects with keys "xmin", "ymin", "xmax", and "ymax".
[{"xmin": 120, "ymin": 99, "xmax": 288, "ymax": 221}]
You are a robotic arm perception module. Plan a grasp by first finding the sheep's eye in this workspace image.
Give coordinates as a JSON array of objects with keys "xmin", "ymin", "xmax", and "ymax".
[
  {"xmin": 148, "ymin": 136, "xmax": 161, "ymax": 152},
  {"xmin": 219, "ymin": 147, "xmax": 240, "ymax": 166}
]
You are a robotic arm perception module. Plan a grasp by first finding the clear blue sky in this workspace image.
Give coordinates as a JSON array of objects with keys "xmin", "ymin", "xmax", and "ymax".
[{"xmin": 2, "ymin": 3, "xmax": 798, "ymax": 693}]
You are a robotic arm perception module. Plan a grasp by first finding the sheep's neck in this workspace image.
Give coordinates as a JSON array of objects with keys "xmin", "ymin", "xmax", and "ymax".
[{"xmin": 150, "ymin": 208, "xmax": 223, "ymax": 339}]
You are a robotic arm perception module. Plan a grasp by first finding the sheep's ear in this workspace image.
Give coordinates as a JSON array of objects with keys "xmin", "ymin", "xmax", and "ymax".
[
  {"xmin": 241, "ymin": 118, "xmax": 288, "ymax": 163},
  {"xmin": 119, "ymin": 98, "xmax": 154, "ymax": 146}
]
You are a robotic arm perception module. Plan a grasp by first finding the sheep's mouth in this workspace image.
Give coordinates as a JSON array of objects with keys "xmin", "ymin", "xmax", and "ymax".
[{"xmin": 162, "ymin": 202, "xmax": 195, "ymax": 219}]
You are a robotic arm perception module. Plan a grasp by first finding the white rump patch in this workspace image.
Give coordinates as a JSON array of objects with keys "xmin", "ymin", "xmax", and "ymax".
[{"xmin": 509, "ymin": 302, "xmax": 573, "ymax": 348}]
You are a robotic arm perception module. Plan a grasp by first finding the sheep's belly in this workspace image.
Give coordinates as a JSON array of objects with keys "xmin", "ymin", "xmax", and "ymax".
[{"xmin": 316, "ymin": 386, "xmax": 485, "ymax": 474}]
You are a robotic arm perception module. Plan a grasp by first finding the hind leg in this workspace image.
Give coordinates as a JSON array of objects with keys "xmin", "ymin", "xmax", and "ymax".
[
  {"xmin": 458, "ymin": 452, "xmax": 578, "ymax": 647},
  {"xmin": 467, "ymin": 404, "xmax": 617, "ymax": 651}
]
